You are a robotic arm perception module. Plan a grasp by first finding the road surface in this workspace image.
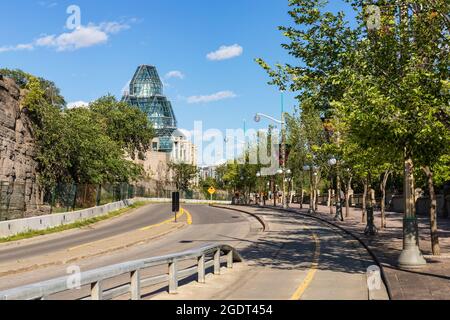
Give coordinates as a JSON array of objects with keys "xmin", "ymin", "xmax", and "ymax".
[{"xmin": 0, "ymin": 204, "xmax": 387, "ymax": 300}]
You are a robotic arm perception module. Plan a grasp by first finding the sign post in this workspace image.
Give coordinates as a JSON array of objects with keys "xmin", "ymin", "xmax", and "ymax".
[
  {"xmin": 172, "ymin": 191, "xmax": 180, "ymax": 222},
  {"xmin": 208, "ymin": 186, "xmax": 216, "ymax": 202}
]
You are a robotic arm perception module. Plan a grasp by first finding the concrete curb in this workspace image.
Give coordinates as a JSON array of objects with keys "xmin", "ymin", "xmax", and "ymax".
[
  {"xmin": 210, "ymin": 204, "xmax": 269, "ymax": 232},
  {"xmin": 258, "ymin": 205, "xmax": 393, "ymax": 300}
]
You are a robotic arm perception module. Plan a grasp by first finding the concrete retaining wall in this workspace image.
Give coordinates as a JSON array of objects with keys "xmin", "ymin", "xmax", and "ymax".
[
  {"xmin": 0, "ymin": 198, "xmax": 231, "ymax": 238},
  {"xmin": 389, "ymin": 195, "xmax": 450, "ymax": 216},
  {"xmin": 0, "ymin": 199, "xmax": 136, "ymax": 239}
]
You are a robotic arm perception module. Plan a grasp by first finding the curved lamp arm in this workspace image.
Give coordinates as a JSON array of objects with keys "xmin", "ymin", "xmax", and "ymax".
[{"xmin": 254, "ymin": 113, "xmax": 285, "ymax": 125}]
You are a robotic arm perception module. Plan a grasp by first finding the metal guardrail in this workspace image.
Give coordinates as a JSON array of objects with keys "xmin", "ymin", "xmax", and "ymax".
[{"xmin": 0, "ymin": 243, "xmax": 243, "ymax": 300}]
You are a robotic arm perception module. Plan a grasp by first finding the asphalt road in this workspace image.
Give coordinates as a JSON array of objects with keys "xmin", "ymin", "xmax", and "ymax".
[
  {"xmin": 0, "ymin": 205, "xmax": 386, "ymax": 300},
  {"xmin": 0, "ymin": 204, "xmax": 256, "ymax": 293},
  {"xmin": 0, "ymin": 203, "xmax": 176, "ymax": 262}
]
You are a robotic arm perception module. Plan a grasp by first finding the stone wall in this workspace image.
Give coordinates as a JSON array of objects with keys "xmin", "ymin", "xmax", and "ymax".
[{"xmin": 0, "ymin": 76, "xmax": 40, "ymax": 220}]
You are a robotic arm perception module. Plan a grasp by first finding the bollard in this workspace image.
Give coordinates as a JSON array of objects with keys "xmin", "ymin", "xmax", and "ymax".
[
  {"xmin": 197, "ymin": 255, "xmax": 205, "ymax": 283},
  {"xmin": 227, "ymin": 251, "xmax": 233, "ymax": 269},
  {"xmin": 130, "ymin": 269, "xmax": 141, "ymax": 300},
  {"xmin": 214, "ymin": 249, "xmax": 221, "ymax": 275},
  {"xmin": 91, "ymin": 281, "xmax": 103, "ymax": 300},
  {"xmin": 168, "ymin": 260, "xmax": 178, "ymax": 294}
]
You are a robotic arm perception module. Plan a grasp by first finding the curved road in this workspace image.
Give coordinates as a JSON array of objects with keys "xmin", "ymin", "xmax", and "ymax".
[
  {"xmin": 0, "ymin": 204, "xmax": 257, "ymax": 292},
  {"xmin": 0, "ymin": 203, "xmax": 177, "ymax": 262},
  {"xmin": 0, "ymin": 204, "xmax": 386, "ymax": 300}
]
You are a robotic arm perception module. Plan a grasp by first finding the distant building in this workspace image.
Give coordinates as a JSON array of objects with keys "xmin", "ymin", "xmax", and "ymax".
[
  {"xmin": 122, "ymin": 65, "xmax": 177, "ymax": 152},
  {"xmin": 123, "ymin": 65, "xmax": 199, "ymax": 190},
  {"xmin": 199, "ymin": 166, "xmax": 218, "ymax": 181},
  {"xmin": 170, "ymin": 129, "xmax": 197, "ymax": 166}
]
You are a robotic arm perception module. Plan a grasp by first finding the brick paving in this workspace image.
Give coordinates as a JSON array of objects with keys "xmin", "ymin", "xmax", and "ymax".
[{"xmin": 268, "ymin": 202, "xmax": 450, "ymax": 300}]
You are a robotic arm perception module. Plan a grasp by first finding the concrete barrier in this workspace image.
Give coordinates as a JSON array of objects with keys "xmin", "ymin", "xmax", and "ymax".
[
  {"xmin": 0, "ymin": 199, "xmax": 135, "ymax": 239},
  {"xmin": 134, "ymin": 197, "xmax": 231, "ymax": 205},
  {"xmin": 0, "ymin": 198, "xmax": 231, "ymax": 238},
  {"xmin": 389, "ymin": 194, "xmax": 450, "ymax": 216}
]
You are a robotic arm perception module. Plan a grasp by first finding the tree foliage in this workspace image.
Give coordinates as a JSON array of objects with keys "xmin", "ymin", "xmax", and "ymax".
[
  {"xmin": 168, "ymin": 162, "xmax": 198, "ymax": 192},
  {"xmin": 2, "ymin": 69, "xmax": 155, "ymax": 190}
]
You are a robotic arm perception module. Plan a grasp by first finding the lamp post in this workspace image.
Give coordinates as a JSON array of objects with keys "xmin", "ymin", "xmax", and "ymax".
[
  {"xmin": 303, "ymin": 165, "xmax": 314, "ymax": 214},
  {"xmin": 254, "ymin": 106, "xmax": 287, "ymax": 208},
  {"xmin": 284, "ymin": 169, "xmax": 292, "ymax": 207},
  {"xmin": 329, "ymin": 158, "xmax": 343, "ymax": 221},
  {"xmin": 256, "ymin": 171, "xmax": 262, "ymax": 206},
  {"xmin": 364, "ymin": 179, "xmax": 378, "ymax": 236}
]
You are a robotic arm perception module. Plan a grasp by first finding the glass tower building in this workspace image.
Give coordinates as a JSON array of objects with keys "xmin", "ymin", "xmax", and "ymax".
[{"xmin": 122, "ymin": 65, "xmax": 177, "ymax": 152}]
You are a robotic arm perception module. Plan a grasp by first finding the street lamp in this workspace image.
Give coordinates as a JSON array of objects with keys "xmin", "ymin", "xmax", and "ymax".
[
  {"xmin": 364, "ymin": 179, "xmax": 378, "ymax": 236},
  {"xmin": 256, "ymin": 171, "xmax": 261, "ymax": 206},
  {"xmin": 329, "ymin": 158, "xmax": 343, "ymax": 221},
  {"xmin": 284, "ymin": 169, "xmax": 293, "ymax": 206},
  {"xmin": 303, "ymin": 165, "xmax": 315, "ymax": 214}
]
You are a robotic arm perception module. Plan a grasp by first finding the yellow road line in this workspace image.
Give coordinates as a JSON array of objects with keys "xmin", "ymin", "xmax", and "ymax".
[
  {"xmin": 139, "ymin": 209, "xmax": 185, "ymax": 231},
  {"xmin": 183, "ymin": 208, "xmax": 193, "ymax": 225},
  {"xmin": 69, "ymin": 209, "xmax": 190, "ymax": 251},
  {"xmin": 290, "ymin": 232, "xmax": 321, "ymax": 300}
]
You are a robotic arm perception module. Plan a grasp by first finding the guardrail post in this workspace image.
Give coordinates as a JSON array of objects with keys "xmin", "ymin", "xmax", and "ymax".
[
  {"xmin": 227, "ymin": 251, "xmax": 233, "ymax": 269},
  {"xmin": 214, "ymin": 249, "xmax": 221, "ymax": 275},
  {"xmin": 197, "ymin": 254, "xmax": 205, "ymax": 283},
  {"xmin": 130, "ymin": 269, "xmax": 141, "ymax": 300},
  {"xmin": 91, "ymin": 281, "xmax": 103, "ymax": 300},
  {"xmin": 169, "ymin": 260, "xmax": 178, "ymax": 294}
]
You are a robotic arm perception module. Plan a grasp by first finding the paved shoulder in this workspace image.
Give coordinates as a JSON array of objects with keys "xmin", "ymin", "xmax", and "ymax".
[{"xmin": 153, "ymin": 206, "xmax": 388, "ymax": 300}]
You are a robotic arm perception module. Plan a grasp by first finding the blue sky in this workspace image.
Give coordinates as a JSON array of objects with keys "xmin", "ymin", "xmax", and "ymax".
[{"xmin": 0, "ymin": 0, "xmax": 355, "ymax": 164}]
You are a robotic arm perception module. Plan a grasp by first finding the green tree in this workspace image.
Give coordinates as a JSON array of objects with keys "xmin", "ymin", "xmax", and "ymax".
[
  {"xmin": 5, "ymin": 70, "xmax": 154, "ymax": 192},
  {"xmin": 168, "ymin": 162, "xmax": 198, "ymax": 192},
  {"xmin": 334, "ymin": 0, "xmax": 449, "ymax": 255},
  {"xmin": 90, "ymin": 96, "xmax": 155, "ymax": 159}
]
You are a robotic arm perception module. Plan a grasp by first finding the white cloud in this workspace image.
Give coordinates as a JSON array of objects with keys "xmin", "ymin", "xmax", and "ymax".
[
  {"xmin": 206, "ymin": 44, "xmax": 243, "ymax": 61},
  {"xmin": 165, "ymin": 70, "xmax": 185, "ymax": 80},
  {"xmin": 67, "ymin": 101, "xmax": 89, "ymax": 109},
  {"xmin": 0, "ymin": 43, "xmax": 34, "ymax": 53},
  {"xmin": 98, "ymin": 22, "xmax": 130, "ymax": 34},
  {"xmin": 187, "ymin": 91, "xmax": 237, "ymax": 104},
  {"xmin": 38, "ymin": 1, "xmax": 58, "ymax": 8},
  {"xmin": 35, "ymin": 24, "xmax": 119, "ymax": 51},
  {"xmin": 1, "ymin": 21, "xmax": 130, "ymax": 54}
]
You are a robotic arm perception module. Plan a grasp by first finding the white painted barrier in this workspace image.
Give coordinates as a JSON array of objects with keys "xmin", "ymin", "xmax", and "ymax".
[{"xmin": 0, "ymin": 198, "xmax": 231, "ymax": 238}]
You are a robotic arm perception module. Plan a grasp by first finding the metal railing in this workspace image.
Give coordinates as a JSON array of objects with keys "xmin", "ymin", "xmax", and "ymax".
[{"xmin": 0, "ymin": 243, "xmax": 243, "ymax": 300}]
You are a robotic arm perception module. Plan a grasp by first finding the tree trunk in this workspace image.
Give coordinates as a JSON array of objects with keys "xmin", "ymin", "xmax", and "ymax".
[
  {"xmin": 423, "ymin": 166, "xmax": 441, "ymax": 256},
  {"xmin": 380, "ymin": 170, "xmax": 391, "ymax": 229},
  {"xmin": 362, "ymin": 179, "xmax": 368, "ymax": 223},
  {"xmin": 300, "ymin": 188, "xmax": 304, "ymax": 209},
  {"xmin": 345, "ymin": 177, "xmax": 352, "ymax": 218}
]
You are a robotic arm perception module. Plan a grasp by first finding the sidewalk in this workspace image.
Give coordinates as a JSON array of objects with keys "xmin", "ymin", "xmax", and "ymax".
[
  {"xmin": 274, "ymin": 203, "xmax": 450, "ymax": 300},
  {"xmin": 152, "ymin": 206, "xmax": 381, "ymax": 300}
]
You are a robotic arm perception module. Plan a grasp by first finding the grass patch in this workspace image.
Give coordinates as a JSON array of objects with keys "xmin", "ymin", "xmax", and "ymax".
[{"xmin": 0, "ymin": 201, "xmax": 150, "ymax": 243}]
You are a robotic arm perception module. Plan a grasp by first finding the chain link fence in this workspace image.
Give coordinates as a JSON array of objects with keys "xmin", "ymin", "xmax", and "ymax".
[{"xmin": 0, "ymin": 181, "xmax": 232, "ymax": 221}]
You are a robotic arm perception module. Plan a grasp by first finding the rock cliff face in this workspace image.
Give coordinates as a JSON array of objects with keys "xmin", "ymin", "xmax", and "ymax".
[{"xmin": 0, "ymin": 76, "xmax": 40, "ymax": 220}]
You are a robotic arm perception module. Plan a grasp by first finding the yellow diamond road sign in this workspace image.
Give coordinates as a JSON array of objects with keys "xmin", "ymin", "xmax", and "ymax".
[{"xmin": 208, "ymin": 186, "xmax": 216, "ymax": 195}]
